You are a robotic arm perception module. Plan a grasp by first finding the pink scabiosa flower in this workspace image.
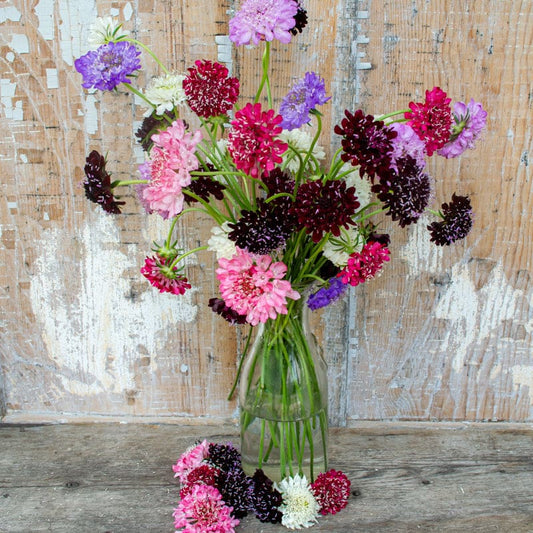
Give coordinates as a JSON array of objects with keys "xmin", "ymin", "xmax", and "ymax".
[
  {"xmin": 338, "ymin": 241, "xmax": 391, "ymax": 287},
  {"xmin": 229, "ymin": 0, "xmax": 298, "ymax": 47},
  {"xmin": 172, "ymin": 483, "xmax": 239, "ymax": 533},
  {"xmin": 141, "ymin": 254, "xmax": 191, "ymax": 296},
  {"xmin": 183, "ymin": 60, "xmax": 240, "ymax": 118},
  {"xmin": 228, "ymin": 103, "xmax": 288, "ymax": 179},
  {"xmin": 405, "ymin": 87, "xmax": 452, "ymax": 156},
  {"xmin": 140, "ymin": 120, "xmax": 202, "ymax": 219},
  {"xmin": 216, "ymin": 248, "xmax": 300, "ymax": 326},
  {"xmin": 311, "ymin": 469, "xmax": 351, "ymax": 515},
  {"xmin": 388, "ymin": 122, "xmax": 427, "ymax": 171},
  {"xmin": 172, "ymin": 440, "xmax": 210, "ymax": 483},
  {"xmin": 437, "ymin": 99, "xmax": 487, "ymax": 158},
  {"xmin": 179, "ymin": 464, "xmax": 220, "ymax": 499}
]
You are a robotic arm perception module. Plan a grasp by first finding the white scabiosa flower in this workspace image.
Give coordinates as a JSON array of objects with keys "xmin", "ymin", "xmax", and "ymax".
[
  {"xmin": 207, "ymin": 222, "xmax": 236, "ymax": 260},
  {"xmin": 88, "ymin": 17, "xmax": 128, "ymax": 49},
  {"xmin": 276, "ymin": 474, "xmax": 319, "ymax": 530},
  {"xmin": 340, "ymin": 163, "xmax": 372, "ymax": 208},
  {"xmin": 323, "ymin": 226, "xmax": 364, "ymax": 267},
  {"xmin": 279, "ymin": 129, "xmax": 326, "ymax": 173},
  {"xmin": 143, "ymin": 73, "xmax": 187, "ymax": 116}
]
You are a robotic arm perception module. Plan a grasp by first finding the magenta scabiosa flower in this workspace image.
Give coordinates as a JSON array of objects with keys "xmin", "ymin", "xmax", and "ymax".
[
  {"xmin": 338, "ymin": 241, "xmax": 391, "ymax": 287},
  {"xmin": 311, "ymin": 469, "xmax": 351, "ymax": 515},
  {"xmin": 141, "ymin": 254, "xmax": 192, "ymax": 296},
  {"xmin": 75, "ymin": 41, "xmax": 141, "ymax": 91},
  {"xmin": 428, "ymin": 193, "xmax": 473, "ymax": 245},
  {"xmin": 229, "ymin": 0, "xmax": 299, "ymax": 47}
]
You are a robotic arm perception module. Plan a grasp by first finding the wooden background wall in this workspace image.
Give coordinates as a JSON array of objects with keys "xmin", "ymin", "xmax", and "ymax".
[{"xmin": 1, "ymin": 0, "xmax": 531, "ymax": 425}]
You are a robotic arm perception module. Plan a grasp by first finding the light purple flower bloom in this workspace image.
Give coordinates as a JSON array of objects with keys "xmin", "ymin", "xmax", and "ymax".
[
  {"xmin": 437, "ymin": 99, "xmax": 487, "ymax": 158},
  {"xmin": 229, "ymin": 0, "xmax": 298, "ymax": 47},
  {"xmin": 75, "ymin": 41, "xmax": 141, "ymax": 91},
  {"xmin": 307, "ymin": 278, "xmax": 348, "ymax": 310},
  {"xmin": 280, "ymin": 72, "xmax": 330, "ymax": 130},
  {"xmin": 389, "ymin": 122, "xmax": 427, "ymax": 170}
]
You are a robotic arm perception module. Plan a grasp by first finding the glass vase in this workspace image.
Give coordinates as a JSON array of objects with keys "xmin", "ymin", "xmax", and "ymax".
[{"xmin": 239, "ymin": 300, "xmax": 328, "ymax": 482}]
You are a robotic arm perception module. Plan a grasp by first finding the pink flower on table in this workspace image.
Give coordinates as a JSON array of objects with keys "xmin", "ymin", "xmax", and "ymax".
[
  {"xmin": 216, "ymin": 248, "xmax": 300, "ymax": 326},
  {"xmin": 173, "ymin": 483, "xmax": 239, "ymax": 533},
  {"xmin": 338, "ymin": 241, "xmax": 390, "ymax": 287},
  {"xmin": 172, "ymin": 440, "xmax": 209, "ymax": 483},
  {"xmin": 140, "ymin": 119, "xmax": 202, "ymax": 219},
  {"xmin": 227, "ymin": 103, "xmax": 288, "ymax": 179}
]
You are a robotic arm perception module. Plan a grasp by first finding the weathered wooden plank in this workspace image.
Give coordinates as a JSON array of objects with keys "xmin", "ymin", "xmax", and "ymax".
[{"xmin": 0, "ymin": 423, "xmax": 532, "ymax": 532}]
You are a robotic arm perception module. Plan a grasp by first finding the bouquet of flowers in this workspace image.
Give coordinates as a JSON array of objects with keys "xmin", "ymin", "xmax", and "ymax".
[{"xmin": 74, "ymin": 0, "xmax": 486, "ymax": 506}]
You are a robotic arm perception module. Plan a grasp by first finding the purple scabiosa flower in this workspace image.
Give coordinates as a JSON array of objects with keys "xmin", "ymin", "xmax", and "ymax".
[
  {"xmin": 334, "ymin": 110, "xmax": 397, "ymax": 181},
  {"xmin": 249, "ymin": 469, "xmax": 283, "ymax": 523},
  {"xmin": 291, "ymin": 179, "xmax": 360, "ymax": 243},
  {"xmin": 372, "ymin": 156, "xmax": 433, "ymax": 227},
  {"xmin": 428, "ymin": 194, "xmax": 473, "ymax": 245},
  {"xmin": 208, "ymin": 297, "xmax": 248, "ymax": 325},
  {"xmin": 83, "ymin": 150, "xmax": 125, "ymax": 214},
  {"xmin": 307, "ymin": 278, "xmax": 348, "ymax": 311},
  {"xmin": 279, "ymin": 72, "xmax": 330, "ymax": 130},
  {"xmin": 388, "ymin": 122, "xmax": 427, "ymax": 171},
  {"xmin": 289, "ymin": 2, "xmax": 308, "ymax": 35},
  {"xmin": 74, "ymin": 41, "xmax": 141, "ymax": 91},
  {"xmin": 229, "ymin": 0, "xmax": 299, "ymax": 47},
  {"xmin": 437, "ymin": 99, "xmax": 487, "ymax": 158},
  {"xmin": 216, "ymin": 467, "xmax": 253, "ymax": 519}
]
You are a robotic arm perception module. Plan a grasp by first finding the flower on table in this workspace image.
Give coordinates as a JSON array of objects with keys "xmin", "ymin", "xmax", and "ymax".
[
  {"xmin": 428, "ymin": 193, "xmax": 473, "ymax": 246},
  {"xmin": 87, "ymin": 16, "xmax": 128, "ymax": 48},
  {"xmin": 142, "ymin": 73, "xmax": 187, "ymax": 116},
  {"xmin": 179, "ymin": 464, "xmax": 220, "ymax": 498},
  {"xmin": 279, "ymin": 71, "xmax": 330, "ymax": 130},
  {"xmin": 438, "ymin": 99, "xmax": 488, "ymax": 158},
  {"xmin": 183, "ymin": 60, "xmax": 240, "ymax": 119},
  {"xmin": 276, "ymin": 474, "xmax": 320, "ymax": 530},
  {"xmin": 216, "ymin": 466, "xmax": 253, "ymax": 518},
  {"xmin": 228, "ymin": 103, "xmax": 288, "ymax": 179},
  {"xmin": 207, "ymin": 442, "xmax": 243, "ymax": 472},
  {"xmin": 172, "ymin": 440, "xmax": 210, "ymax": 484},
  {"xmin": 141, "ymin": 254, "xmax": 191, "ymax": 295},
  {"xmin": 310, "ymin": 469, "xmax": 351, "ymax": 515},
  {"xmin": 249, "ymin": 469, "xmax": 283, "ymax": 523},
  {"xmin": 338, "ymin": 241, "xmax": 391, "ymax": 287},
  {"xmin": 74, "ymin": 41, "xmax": 141, "ymax": 91},
  {"xmin": 229, "ymin": 0, "xmax": 299, "ymax": 47},
  {"xmin": 405, "ymin": 86, "xmax": 452, "ymax": 156}
]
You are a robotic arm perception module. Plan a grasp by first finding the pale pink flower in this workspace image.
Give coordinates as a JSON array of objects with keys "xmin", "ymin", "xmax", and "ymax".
[
  {"xmin": 216, "ymin": 248, "xmax": 300, "ymax": 326},
  {"xmin": 172, "ymin": 440, "xmax": 209, "ymax": 483}
]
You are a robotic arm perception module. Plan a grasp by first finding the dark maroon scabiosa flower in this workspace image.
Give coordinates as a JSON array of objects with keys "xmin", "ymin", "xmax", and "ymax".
[
  {"xmin": 307, "ymin": 277, "xmax": 348, "ymax": 311},
  {"xmin": 83, "ymin": 150, "xmax": 125, "ymax": 214},
  {"xmin": 291, "ymin": 179, "xmax": 360, "ymax": 243},
  {"xmin": 208, "ymin": 297, "xmax": 248, "ymax": 325},
  {"xmin": 338, "ymin": 241, "xmax": 391, "ymax": 287},
  {"xmin": 289, "ymin": 2, "xmax": 308, "ymax": 35},
  {"xmin": 183, "ymin": 59, "xmax": 240, "ymax": 118},
  {"xmin": 179, "ymin": 464, "xmax": 220, "ymax": 498},
  {"xmin": 334, "ymin": 110, "xmax": 397, "ymax": 181},
  {"xmin": 183, "ymin": 176, "xmax": 226, "ymax": 205},
  {"xmin": 140, "ymin": 254, "xmax": 191, "ymax": 295},
  {"xmin": 262, "ymin": 167, "xmax": 295, "ymax": 196},
  {"xmin": 135, "ymin": 110, "xmax": 177, "ymax": 152},
  {"xmin": 311, "ymin": 469, "xmax": 351, "ymax": 515},
  {"xmin": 405, "ymin": 86, "xmax": 452, "ymax": 156},
  {"xmin": 207, "ymin": 442, "xmax": 242, "ymax": 472},
  {"xmin": 228, "ymin": 199, "xmax": 295, "ymax": 254},
  {"xmin": 216, "ymin": 467, "xmax": 253, "ymax": 518},
  {"xmin": 372, "ymin": 156, "xmax": 433, "ymax": 227},
  {"xmin": 427, "ymin": 193, "xmax": 473, "ymax": 245},
  {"xmin": 249, "ymin": 469, "xmax": 283, "ymax": 523}
]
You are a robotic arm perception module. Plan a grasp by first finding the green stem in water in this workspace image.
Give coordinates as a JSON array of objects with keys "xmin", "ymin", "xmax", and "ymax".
[{"xmin": 227, "ymin": 326, "xmax": 254, "ymax": 401}]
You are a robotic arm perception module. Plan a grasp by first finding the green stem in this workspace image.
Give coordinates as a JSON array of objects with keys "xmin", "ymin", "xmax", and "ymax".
[
  {"xmin": 122, "ymin": 82, "xmax": 155, "ymax": 108},
  {"xmin": 111, "ymin": 179, "xmax": 149, "ymax": 187},
  {"xmin": 127, "ymin": 38, "xmax": 170, "ymax": 74},
  {"xmin": 169, "ymin": 245, "xmax": 208, "ymax": 269},
  {"xmin": 255, "ymin": 42, "xmax": 272, "ymax": 106},
  {"xmin": 227, "ymin": 326, "xmax": 254, "ymax": 401},
  {"xmin": 375, "ymin": 108, "xmax": 410, "ymax": 121}
]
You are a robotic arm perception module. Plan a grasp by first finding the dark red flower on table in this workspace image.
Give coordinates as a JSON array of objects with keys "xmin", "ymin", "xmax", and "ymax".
[
  {"xmin": 334, "ymin": 109, "xmax": 397, "ymax": 181},
  {"xmin": 207, "ymin": 442, "xmax": 242, "ymax": 472},
  {"xmin": 216, "ymin": 467, "xmax": 253, "ymax": 519},
  {"xmin": 179, "ymin": 464, "xmax": 220, "ymax": 498},
  {"xmin": 183, "ymin": 59, "xmax": 240, "ymax": 118},
  {"xmin": 140, "ymin": 254, "xmax": 191, "ymax": 295},
  {"xmin": 405, "ymin": 86, "xmax": 452, "ymax": 156},
  {"xmin": 427, "ymin": 193, "xmax": 473, "ymax": 245},
  {"xmin": 83, "ymin": 150, "xmax": 125, "ymax": 214},
  {"xmin": 311, "ymin": 469, "xmax": 351, "ymax": 515},
  {"xmin": 338, "ymin": 241, "xmax": 390, "ymax": 287},
  {"xmin": 249, "ymin": 469, "xmax": 283, "ymax": 523}
]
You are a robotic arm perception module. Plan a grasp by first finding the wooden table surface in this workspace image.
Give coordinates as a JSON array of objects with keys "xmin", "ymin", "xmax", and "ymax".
[{"xmin": 0, "ymin": 422, "xmax": 532, "ymax": 532}]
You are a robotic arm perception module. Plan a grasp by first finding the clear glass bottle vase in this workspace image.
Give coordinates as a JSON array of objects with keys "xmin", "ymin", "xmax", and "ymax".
[{"xmin": 239, "ymin": 300, "xmax": 328, "ymax": 482}]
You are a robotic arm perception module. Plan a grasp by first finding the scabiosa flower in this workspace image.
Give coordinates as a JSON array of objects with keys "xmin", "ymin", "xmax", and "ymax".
[
  {"xmin": 142, "ymin": 73, "xmax": 187, "ymax": 116},
  {"xmin": 183, "ymin": 176, "xmax": 226, "ymax": 205},
  {"xmin": 216, "ymin": 467, "xmax": 253, "ymax": 518},
  {"xmin": 172, "ymin": 440, "xmax": 210, "ymax": 484},
  {"xmin": 249, "ymin": 469, "xmax": 283, "ymax": 523},
  {"xmin": 279, "ymin": 129, "xmax": 326, "ymax": 173},
  {"xmin": 229, "ymin": 0, "xmax": 298, "ymax": 47},
  {"xmin": 75, "ymin": 41, "xmax": 141, "ymax": 91},
  {"xmin": 437, "ymin": 99, "xmax": 487, "ymax": 158},
  {"xmin": 334, "ymin": 110, "xmax": 397, "ymax": 181},
  {"xmin": 342, "ymin": 166, "xmax": 372, "ymax": 209},
  {"xmin": 207, "ymin": 222, "xmax": 237, "ymax": 260},
  {"xmin": 373, "ymin": 156, "xmax": 433, "ymax": 227},
  {"xmin": 83, "ymin": 150, "xmax": 125, "ymax": 214},
  {"xmin": 208, "ymin": 298, "xmax": 248, "ymax": 325},
  {"xmin": 207, "ymin": 442, "xmax": 243, "ymax": 472},
  {"xmin": 87, "ymin": 17, "xmax": 128, "ymax": 48},
  {"xmin": 307, "ymin": 277, "xmax": 349, "ymax": 311},
  {"xmin": 289, "ymin": 2, "xmax": 308, "ymax": 35},
  {"xmin": 276, "ymin": 474, "xmax": 319, "ymax": 530},
  {"xmin": 388, "ymin": 122, "xmax": 427, "ymax": 171},
  {"xmin": 262, "ymin": 167, "xmax": 295, "ymax": 196},
  {"xmin": 427, "ymin": 193, "xmax": 473, "ymax": 245},
  {"xmin": 310, "ymin": 469, "xmax": 351, "ymax": 515},
  {"xmin": 405, "ymin": 86, "xmax": 452, "ymax": 156},
  {"xmin": 135, "ymin": 110, "xmax": 178, "ymax": 152},
  {"xmin": 279, "ymin": 72, "xmax": 330, "ymax": 130},
  {"xmin": 173, "ymin": 483, "xmax": 239, "ymax": 533},
  {"xmin": 322, "ymin": 226, "xmax": 364, "ymax": 267},
  {"xmin": 291, "ymin": 179, "xmax": 360, "ymax": 243},
  {"xmin": 216, "ymin": 248, "xmax": 300, "ymax": 326},
  {"xmin": 141, "ymin": 254, "xmax": 191, "ymax": 296},
  {"xmin": 179, "ymin": 464, "xmax": 220, "ymax": 499},
  {"xmin": 183, "ymin": 60, "xmax": 240, "ymax": 118},
  {"xmin": 228, "ymin": 103, "xmax": 288, "ymax": 179},
  {"xmin": 338, "ymin": 241, "xmax": 391, "ymax": 287}
]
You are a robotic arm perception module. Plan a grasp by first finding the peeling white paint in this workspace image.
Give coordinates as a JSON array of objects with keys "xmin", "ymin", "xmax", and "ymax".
[
  {"xmin": 46, "ymin": 68, "xmax": 59, "ymax": 89},
  {"xmin": 5, "ymin": 51, "xmax": 14, "ymax": 62},
  {"xmin": 9, "ymin": 34, "xmax": 29, "ymax": 54},
  {"xmin": 30, "ymin": 215, "xmax": 197, "ymax": 398},
  {"xmin": 400, "ymin": 215, "xmax": 443, "ymax": 275},
  {"xmin": 510, "ymin": 365, "xmax": 533, "ymax": 401},
  {"xmin": 82, "ymin": 93, "xmax": 98, "ymax": 134},
  {"xmin": 123, "ymin": 3, "xmax": 133, "ymax": 21},
  {"xmin": 180, "ymin": 364, "xmax": 189, "ymax": 373},
  {"xmin": 0, "ymin": 5, "xmax": 21, "ymax": 23},
  {"xmin": 0, "ymin": 78, "xmax": 23, "ymax": 120},
  {"xmin": 35, "ymin": 0, "xmax": 55, "ymax": 41}
]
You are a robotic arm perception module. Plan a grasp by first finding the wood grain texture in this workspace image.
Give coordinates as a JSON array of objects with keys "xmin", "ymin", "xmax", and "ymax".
[
  {"xmin": 0, "ymin": 1, "xmax": 532, "ymax": 423},
  {"xmin": 0, "ymin": 422, "xmax": 532, "ymax": 532}
]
